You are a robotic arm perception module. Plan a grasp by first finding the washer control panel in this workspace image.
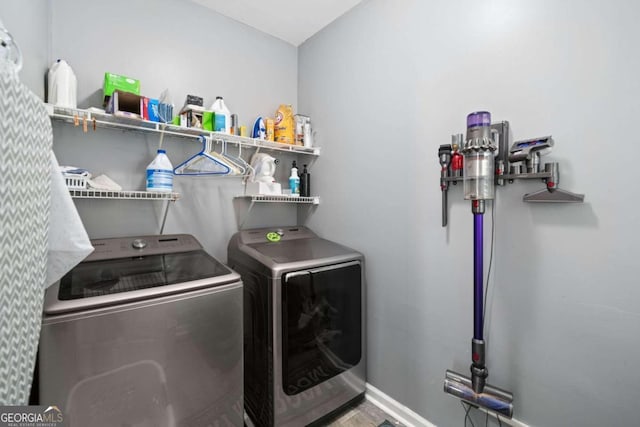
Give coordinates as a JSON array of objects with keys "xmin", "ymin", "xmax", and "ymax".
[
  {"xmin": 240, "ymin": 226, "xmax": 316, "ymax": 245},
  {"xmin": 86, "ymin": 234, "xmax": 202, "ymax": 261}
]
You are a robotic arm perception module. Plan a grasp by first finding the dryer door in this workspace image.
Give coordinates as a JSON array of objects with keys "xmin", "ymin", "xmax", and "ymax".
[{"xmin": 281, "ymin": 261, "xmax": 362, "ymax": 396}]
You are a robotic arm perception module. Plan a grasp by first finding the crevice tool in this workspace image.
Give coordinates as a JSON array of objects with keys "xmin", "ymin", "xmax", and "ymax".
[{"xmin": 439, "ymin": 144, "xmax": 452, "ymax": 227}]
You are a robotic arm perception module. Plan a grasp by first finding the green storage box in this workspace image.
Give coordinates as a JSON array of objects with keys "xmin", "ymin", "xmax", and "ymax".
[{"xmin": 103, "ymin": 72, "xmax": 140, "ymax": 103}]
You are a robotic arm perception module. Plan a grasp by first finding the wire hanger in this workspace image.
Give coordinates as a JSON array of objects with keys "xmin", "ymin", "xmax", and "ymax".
[
  {"xmin": 218, "ymin": 139, "xmax": 254, "ymax": 176},
  {"xmin": 173, "ymin": 135, "xmax": 233, "ymax": 176},
  {"xmin": 209, "ymin": 139, "xmax": 244, "ymax": 175},
  {"xmin": 0, "ymin": 19, "xmax": 23, "ymax": 72}
]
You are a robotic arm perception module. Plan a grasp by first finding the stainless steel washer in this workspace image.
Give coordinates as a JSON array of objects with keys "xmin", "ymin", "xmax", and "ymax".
[
  {"xmin": 39, "ymin": 234, "xmax": 243, "ymax": 427},
  {"xmin": 227, "ymin": 226, "xmax": 365, "ymax": 427}
]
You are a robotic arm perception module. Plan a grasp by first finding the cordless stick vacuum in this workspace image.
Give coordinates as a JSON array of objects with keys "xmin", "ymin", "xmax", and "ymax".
[{"xmin": 443, "ymin": 111, "xmax": 514, "ymax": 418}]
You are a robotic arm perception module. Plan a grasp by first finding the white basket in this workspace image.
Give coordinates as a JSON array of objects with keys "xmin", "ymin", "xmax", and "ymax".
[{"xmin": 64, "ymin": 175, "xmax": 88, "ymax": 190}]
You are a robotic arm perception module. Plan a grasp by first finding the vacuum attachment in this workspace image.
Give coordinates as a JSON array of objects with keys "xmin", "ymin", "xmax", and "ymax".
[
  {"xmin": 444, "ymin": 337, "xmax": 513, "ymax": 418},
  {"xmin": 523, "ymin": 163, "xmax": 584, "ymax": 203},
  {"xmin": 438, "ymin": 144, "xmax": 452, "ymax": 227},
  {"xmin": 444, "ymin": 370, "xmax": 513, "ymax": 418}
]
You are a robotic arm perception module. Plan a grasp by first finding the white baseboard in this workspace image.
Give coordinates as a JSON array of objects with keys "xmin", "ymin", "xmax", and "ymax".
[
  {"xmin": 365, "ymin": 383, "xmax": 437, "ymax": 427},
  {"xmin": 365, "ymin": 383, "xmax": 530, "ymax": 427}
]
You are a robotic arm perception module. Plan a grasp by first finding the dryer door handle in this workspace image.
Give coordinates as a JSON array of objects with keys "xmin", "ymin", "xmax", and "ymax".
[
  {"xmin": 308, "ymin": 260, "xmax": 361, "ymax": 275},
  {"xmin": 284, "ymin": 261, "xmax": 362, "ymax": 282}
]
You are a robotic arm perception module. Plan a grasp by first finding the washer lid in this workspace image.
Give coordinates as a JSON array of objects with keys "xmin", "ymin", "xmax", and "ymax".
[
  {"xmin": 247, "ymin": 237, "xmax": 360, "ymax": 265},
  {"xmin": 45, "ymin": 250, "xmax": 239, "ymax": 315}
]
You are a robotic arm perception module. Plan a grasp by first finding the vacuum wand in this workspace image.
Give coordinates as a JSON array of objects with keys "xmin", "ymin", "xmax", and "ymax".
[
  {"xmin": 472, "ymin": 201, "xmax": 487, "ymax": 394},
  {"xmin": 438, "ymin": 144, "xmax": 452, "ymax": 227}
]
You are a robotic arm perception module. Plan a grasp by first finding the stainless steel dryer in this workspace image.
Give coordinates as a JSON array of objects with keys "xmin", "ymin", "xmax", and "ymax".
[
  {"xmin": 39, "ymin": 234, "xmax": 243, "ymax": 427},
  {"xmin": 227, "ymin": 226, "xmax": 365, "ymax": 427}
]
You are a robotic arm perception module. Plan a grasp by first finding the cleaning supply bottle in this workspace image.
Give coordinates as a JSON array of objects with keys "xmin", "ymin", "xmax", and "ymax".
[
  {"xmin": 146, "ymin": 149, "xmax": 173, "ymax": 193},
  {"xmin": 300, "ymin": 164, "xmax": 310, "ymax": 197},
  {"xmin": 275, "ymin": 104, "xmax": 294, "ymax": 144},
  {"xmin": 210, "ymin": 96, "xmax": 231, "ymax": 134},
  {"xmin": 289, "ymin": 161, "xmax": 300, "ymax": 196},
  {"xmin": 47, "ymin": 59, "xmax": 77, "ymax": 108}
]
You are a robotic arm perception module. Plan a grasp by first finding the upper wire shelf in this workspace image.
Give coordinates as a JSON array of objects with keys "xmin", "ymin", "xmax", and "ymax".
[
  {"xmin": 47, "ymin": 105, "xmax": 320, "ymax": 156},
  {"xmin": 69, "ymin": 189, "xmax": 180, "ymax": 201}
]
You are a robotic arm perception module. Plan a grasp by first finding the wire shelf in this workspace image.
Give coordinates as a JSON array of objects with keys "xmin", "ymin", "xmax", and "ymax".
[
  {"xmin": 69, "ymin": 189, "xmax": 180, "ymax": 201},
  {"xmin": 237, "ymin": 195, "xmax": 320, "ymax": 205},
  {"xmin": 48, "ymin": 105, "xmax": 321, "ymax": 156}
]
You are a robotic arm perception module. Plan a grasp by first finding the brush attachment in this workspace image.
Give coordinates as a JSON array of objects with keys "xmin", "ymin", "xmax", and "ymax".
[{"xmin": 444, "ymin": 370, "xmax": 513, "ymax": 418}]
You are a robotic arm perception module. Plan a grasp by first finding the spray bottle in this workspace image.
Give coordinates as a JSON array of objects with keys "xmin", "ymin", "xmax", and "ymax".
[{"xmin": 289, "ymin": 161, "xmax": 300, "ymax": 196}]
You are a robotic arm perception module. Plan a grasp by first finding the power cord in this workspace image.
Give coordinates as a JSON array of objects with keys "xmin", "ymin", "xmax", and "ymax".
[
  {"xmin": 484, "ymin": 409, "xmax": 503, "ymax": 427},
  {"xmin": 461, "ymin": 402, "xmax": 476, "ymax": 427},
  {"xmin": 482, "ymin": 199, "xmax": 496, "ymax": 343}
]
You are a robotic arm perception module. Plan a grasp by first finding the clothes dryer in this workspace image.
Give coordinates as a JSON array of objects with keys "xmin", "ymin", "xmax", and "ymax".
[{"xmin": 228, "ymin": 226, "xmax": 365, "ymax": 427}]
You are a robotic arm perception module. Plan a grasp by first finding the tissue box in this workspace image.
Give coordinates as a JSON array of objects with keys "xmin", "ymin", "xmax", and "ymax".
[
  {"xmin": 140, "ymin": 97, "xmax": 160, "ymax": 122},
  {"xmin": 148, "ymin": 99, "xmax": 160, "ymax": 122},
  {"xmin": 103, "ymin": 72, "xmax": 140, "ymax": 96},
  {"xmin": 246, "ymin": 182, "xmax": 282, "ymax": 195},
  {"xmin": 179, "ymin": 105, "xmax": 208, "ymax": 128},
  {"xmin": 103, "ymin": 72, "xmax": 140, "ymax": 105},
  {"xmin": 106, "ymin": 90, "xmax": 142, "ymax": 119}
]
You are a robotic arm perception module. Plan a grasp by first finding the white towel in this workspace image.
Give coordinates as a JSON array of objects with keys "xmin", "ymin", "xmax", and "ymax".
[{"xmin": 46, "ymin": 151, "xmax": 93, "ymax": 287}]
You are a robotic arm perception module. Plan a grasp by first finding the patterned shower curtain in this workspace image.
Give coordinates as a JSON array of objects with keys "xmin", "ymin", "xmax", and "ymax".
[{"xmin": 0, "ymin": 60, "xmax": 52, "ymax": 404}]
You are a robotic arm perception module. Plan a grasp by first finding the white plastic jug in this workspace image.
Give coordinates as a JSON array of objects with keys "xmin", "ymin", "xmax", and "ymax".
[
  {"xmin": 146, "ymin": 149, "xmax": 173, "ymax": 193},
  {"xmin": 48, "ymin": 59, "xmax": 77, "ymax": 108},
  {"xmin": 210, "ymin": 96, "xmax": 230, "ymax": 134}
]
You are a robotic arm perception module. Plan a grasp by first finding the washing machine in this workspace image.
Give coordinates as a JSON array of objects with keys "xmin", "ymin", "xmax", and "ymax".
[
  {"xmin": 39, "ymin": 234, "xmax": 243, "ymax": 427},
  {"xmin": 227, "ymin": 226, "xmax": 365, "ymax": 427}
]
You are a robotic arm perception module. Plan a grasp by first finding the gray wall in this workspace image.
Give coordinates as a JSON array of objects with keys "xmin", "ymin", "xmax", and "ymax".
[
  {"xmin": 299, "ymin": 0, "xmax": 638, "ymax": 426},
  {"xmin": 0, "ymin": 0, "xmax": 50, "ymax": 98},
  {"xmin": 45, "ymin": 0, "xmax": 300, "ymax": 260}
]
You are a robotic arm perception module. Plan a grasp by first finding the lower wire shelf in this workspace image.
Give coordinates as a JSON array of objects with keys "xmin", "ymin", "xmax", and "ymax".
[
  {"xmin": 234, "ymin": 195, "xmax": 320, "ymax": 229},
  {"xmin": 235, "ymin": 195, "xmax": 320, "ymax": 205},
  {"xmin": 69, "ymin": 189, "xmax": 180, "ymax": 201}
]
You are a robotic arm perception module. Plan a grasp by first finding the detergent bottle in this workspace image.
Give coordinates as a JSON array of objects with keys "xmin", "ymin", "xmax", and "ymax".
[
  {"xmin": 275, "ymin": 104, "xmax": 294, "ymax": 144},
  {"xmin": 146, "ymin": 149, "xmax": 173, "ymax": 193},
  {"xmin": 210, "ymin": 96, "xmax": 231, "ymax": 134}
]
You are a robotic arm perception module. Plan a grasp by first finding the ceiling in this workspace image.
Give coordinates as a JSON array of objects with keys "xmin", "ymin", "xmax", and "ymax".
[{"xmin": 191, "ymin": 0, "xmax": 364, "ymax": 46}]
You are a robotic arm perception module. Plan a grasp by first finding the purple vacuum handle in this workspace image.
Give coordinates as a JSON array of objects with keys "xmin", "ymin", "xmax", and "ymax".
[{"xmin": 474, "ymin": 213, "xmax": 484, "ymax": 341}]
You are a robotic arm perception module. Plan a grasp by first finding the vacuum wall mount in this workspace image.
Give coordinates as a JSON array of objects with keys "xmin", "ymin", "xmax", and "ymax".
[{"xmin": 438, "ymin": 119, "xmax": 584, "ymax": 227}]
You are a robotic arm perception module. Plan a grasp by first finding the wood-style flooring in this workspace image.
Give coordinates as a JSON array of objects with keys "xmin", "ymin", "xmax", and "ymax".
[
  {"xmin": 326, "ymin": 399, "xmax": 406, "ymax": 427},
  {"xmin": 245, "ymin": 398, "xmax": 406, "ymax": 427}
]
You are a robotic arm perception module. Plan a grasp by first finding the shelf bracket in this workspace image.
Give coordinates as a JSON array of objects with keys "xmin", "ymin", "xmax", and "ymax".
[
  {"xmin": 238, "ymin": 199, "xmax": 256, "ymax": 229},
  {"xmin": 298, "ymin": 203, "xmax": 319, "ymax": 226},
  {"xmin": 159, "ymin": 200, "xmax": 174, "ymax": 234}
]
